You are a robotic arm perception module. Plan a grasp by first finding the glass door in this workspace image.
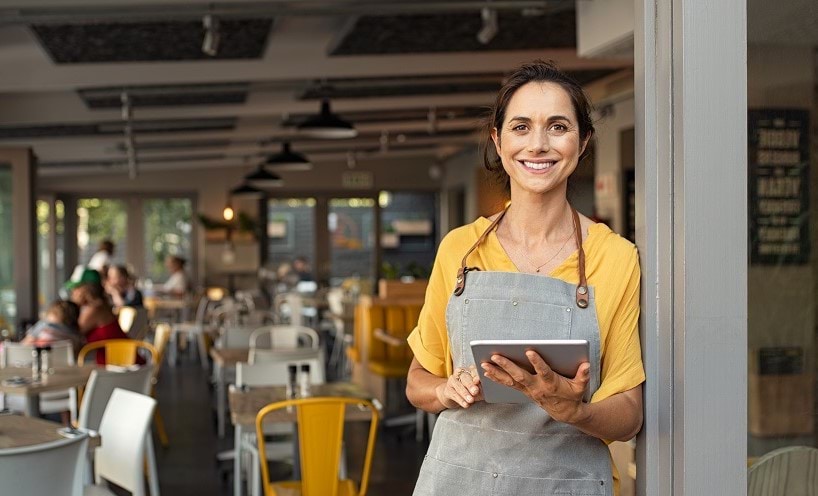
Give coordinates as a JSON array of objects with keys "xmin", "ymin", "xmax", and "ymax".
[
  {"xmin": 77, "ymin": 198, "xmax": 128, "ymax": 270},
  {"xmin": 328, "ymin": 197, "xmax": 375, "ymax": 287}
]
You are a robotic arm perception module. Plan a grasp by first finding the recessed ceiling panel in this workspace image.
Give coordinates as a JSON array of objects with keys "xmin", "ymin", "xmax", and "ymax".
[
  {"xmin": 330, "ymin": 10, "xmax": 575, "ymax": 56},
  {"xmin": 79, "ymin": 83, "xmax": 249, "ymax": 108},
  {"xmin": 0, "ymin": 117, "xmax": 236, "ymax": 139},
  {"xmin": 31, "ymin": 19, "xmax": 273, "ymax": 63}
]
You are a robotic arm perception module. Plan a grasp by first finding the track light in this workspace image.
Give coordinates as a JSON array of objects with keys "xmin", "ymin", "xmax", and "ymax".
[
  {"xmin": 202, "ymin": 14, "xmax": 220, "ymax": 57},
  {"xmin": 297, "ymin": 99, "xmax": 357, "ymax": 139},
  {"xmin": 263, "ymin": 142, "xmax": 312, "ymax": 171},
  {"xmin": 476, "ymin": 8, "xmax": 498, "ymax": 45},
  {"xmin": 244, "ymin": 166, "xmax": 284, "ymax": 188}
]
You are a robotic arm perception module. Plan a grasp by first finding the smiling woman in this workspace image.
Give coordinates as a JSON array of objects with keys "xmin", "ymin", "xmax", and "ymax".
[{"xmin": 406, "ymin": 61, "xmax": 644, "ymax": 496}]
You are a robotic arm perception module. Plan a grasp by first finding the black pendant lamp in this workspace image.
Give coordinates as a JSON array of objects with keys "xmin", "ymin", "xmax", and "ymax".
[
  {"xmin": 263, "ymin": 142, "xmax": 313, "ymax": 171},
  {"xmin": 245, "ymin": 165, "xmax": 284, "ymax": 188},
  {"xmin": 229, "ymin": 182, "xmax": 264, "ymax": 198},
  {"xmin": 297, "ymin": 98, "xmax": 357, "ymax": 139}
]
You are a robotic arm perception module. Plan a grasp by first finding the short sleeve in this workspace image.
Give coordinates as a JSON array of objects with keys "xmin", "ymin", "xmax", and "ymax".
[
  {"xmin": 591, "ymin": 246, "xmax": 645, "ymax": 403},
  {"xmin": 407, "ymin": 236, "xmax": 456, "ymax": 378}
]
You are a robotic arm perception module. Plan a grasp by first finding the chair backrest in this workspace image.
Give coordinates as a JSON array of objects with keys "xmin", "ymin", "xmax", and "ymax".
[
  {"xmin": 748, "ymin": 446, "xmax": 818, "ymax": 496},
  {"xmin": 78, "ymin": 367, "xmax": 153, "ymax": 431},
  {"xmin": 250, "ymin": 325, "xmax": 319, "ymax": 351},
  {"xmin": 217, "ymin": 325, "xmax": 257, "ymax": 349},
  {"xmin": 1, "ymin": 340, "xmax": 75, "ymax": 368},
  {"xmin": 0, "ymin": 430, "xmax": 89, "ymax": 496},
  {"xmin": 152, "ymin": 323, "xmax": 172, "ymax": 368},
  {"xmin": 238, "ymin": 354, "xmax": 326, "ymax": 387},
  {"xmin": 78, "ymin": 339, "xmax": 157, "ymax": 366},
  {"xmin": 326, "ymin": 288, "xmax": 345, "ymax": 316},
  {"xmin": 94, "ymin": 389, "xmax": 157, "ymax": 496},
  {"xmin": 256, "ymin": 397, "xmax": 379, "ymax": 496},
  {"xmin": 366, "ymin": 303, "xmax": 421, "ymax": 366}
]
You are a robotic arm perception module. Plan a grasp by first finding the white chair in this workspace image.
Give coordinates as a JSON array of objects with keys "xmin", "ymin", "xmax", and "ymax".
[
  {"xmin": 119, "ymin": 306, "xmax": 150, "ymax": 341},
  {"xmin": 85, "ymin": 389, "xmax": 157, "ymax": 496},
  {"xmin": 79, "ymin": 368, "xmax": 156, "ymax": 496},
  {"xmin": 216, "ymin": 325, "xmax": 258, "ymax": 350},
  {"xmin": 1, "ymin": 341, "xmax": 78, "ymax": 421},
  {"xmin": 237, "ymin": 359, "xmax": 326, "ymax": 496},
  {"xmin": 169, "ymin": 295, "xmax": 214, "ymax": 369},
  {"xmin": 249, "ymin": 325, "xmax": 320, "ymax": 351},
  {"xmin": 748, "ymin": 446, "xmax": 818, "ymax": 496},
  {"xmin": 0, "ymin": 430, "xmax": 89, "ymax": 496}
]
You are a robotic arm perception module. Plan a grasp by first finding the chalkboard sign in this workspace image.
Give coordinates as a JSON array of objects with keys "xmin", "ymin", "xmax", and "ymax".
[{"xmin": 748, "ymin": 109, "xmax": 810, "ymax": 265}]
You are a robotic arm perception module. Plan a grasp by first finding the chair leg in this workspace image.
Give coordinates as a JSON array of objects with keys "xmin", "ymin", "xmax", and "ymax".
[
  {"xmin": 154, "ymin": 408, "xmax": 170, "ymax": 448},
  {"xmin": 146, "ymin": 434, "xmax": 160, "ymax": 496},
  {"xmin": 168, "ymin": 332, "xmax": 178, "ymax": 367},
  {"xmin": 197, "ymin": 332, "xmax": 209, "ymax": 371},
  {"xmin": 251, "ymin": 449, "xmax": 261, "ymax": 496}
]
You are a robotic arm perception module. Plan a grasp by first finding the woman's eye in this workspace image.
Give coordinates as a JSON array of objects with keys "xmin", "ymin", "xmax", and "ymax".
[{"xmin": 512, "ymin": 124, "xmax": 527, "ymax": 132}]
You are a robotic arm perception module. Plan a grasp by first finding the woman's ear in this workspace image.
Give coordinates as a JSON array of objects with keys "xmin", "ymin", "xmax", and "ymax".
[
  {"xmin": 579, "ymin": 132, "xmax": 592, "ymax": 158},
  {"xmin": 491, "ymin": 127, "xmax": 501, "ymax": 155}
]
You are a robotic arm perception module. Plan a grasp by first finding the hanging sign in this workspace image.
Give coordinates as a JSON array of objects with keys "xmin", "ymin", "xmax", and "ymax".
[{"xmin": 748, "ymin": 108, "xmax": 810, "ymax": 265}]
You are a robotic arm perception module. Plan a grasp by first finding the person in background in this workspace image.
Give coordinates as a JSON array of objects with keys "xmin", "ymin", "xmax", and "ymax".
[
  {"xmin": 160, "ymin": 255, "xmax": 190, "ymax": 296},
  {"xmin": 406, "ymin": 61, "xmax": 644, "ymax": 496},
  {"xmin": 70, "ymin": 282, "xmax": 128, "ymax": 365},
  {"xmin": 292, "ymin": 256, "xmax": 314, "ymax": 282},
  {"xmin": 21, "ymin": 300, "xmax": 82, "ymax": 351},
  {"xmin": 104, "ymin": 265, "xmax": 144, "ymax": 309},
  {"xmin": 87, "ymin": 239, "xmax": 115, "ymax": 275}
]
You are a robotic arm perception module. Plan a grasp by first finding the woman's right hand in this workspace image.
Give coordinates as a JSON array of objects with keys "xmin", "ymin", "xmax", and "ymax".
[{"xmin": 434, "ymin": 366, "xmax": 484, "ymax": 409}]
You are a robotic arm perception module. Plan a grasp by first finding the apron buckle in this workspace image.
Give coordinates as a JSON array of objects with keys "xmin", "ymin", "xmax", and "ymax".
[{"xmin": 453, "ymin": 266, "xmax": 480, "ymax": 296}]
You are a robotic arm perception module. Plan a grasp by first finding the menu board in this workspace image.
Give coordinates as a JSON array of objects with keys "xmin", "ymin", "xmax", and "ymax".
[{"xmin": 748, "ymin": 109, "xmax": 810, "ymax": 265}]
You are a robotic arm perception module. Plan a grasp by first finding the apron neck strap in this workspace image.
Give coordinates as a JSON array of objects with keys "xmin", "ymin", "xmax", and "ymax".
[{"xmin": 454, "ymin": 205, "xmax": 589, "ymax": 309}]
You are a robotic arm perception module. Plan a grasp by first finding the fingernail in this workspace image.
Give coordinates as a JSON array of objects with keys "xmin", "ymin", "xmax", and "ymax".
[
  {"xmin": 471, "ymin": 387, "xmax": 478, "ymax": 394},
  {"xmin": 466, "ymin": 395, "xmax": 473, "ymax": 402},
  {"xmin": 481, "ymin": 364, "xmax": 489, "ymax": 370}
]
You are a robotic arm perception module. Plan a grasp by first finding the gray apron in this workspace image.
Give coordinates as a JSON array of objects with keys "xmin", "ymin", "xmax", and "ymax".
[{"xmin": 413, "ymin": 208, "xmax": 613, "ymax": 496}]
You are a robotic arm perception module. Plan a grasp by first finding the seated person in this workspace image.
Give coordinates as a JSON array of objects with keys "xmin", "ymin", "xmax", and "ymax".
[
  {"xmin": 21, "ymin": 300, "xmax": 82, "ymax": 351},
  {"xmin": 104, "ymin": 265, "xmax": 144, "ymax": 309},
  {"xmin": 70, "ymin": 282, "xmax": 129, "ymax": 365},
  {"xmin": 159, "ymin": 255, "xmax": 190, "ymax": 297}
]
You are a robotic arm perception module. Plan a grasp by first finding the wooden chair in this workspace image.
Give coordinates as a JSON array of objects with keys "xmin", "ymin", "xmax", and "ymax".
[
  {"xmin": 150, "ymin": 323, "xmax": 172, "ymax": 448},
  {"xmin": 256, "ymin": 397, "xmax": 379, "ymax": 496}
]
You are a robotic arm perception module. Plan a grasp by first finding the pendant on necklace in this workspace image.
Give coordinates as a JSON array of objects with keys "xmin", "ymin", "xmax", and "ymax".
[{"xmin": 536, "ymin": 268, "xmax": 541, "ymax": 273}]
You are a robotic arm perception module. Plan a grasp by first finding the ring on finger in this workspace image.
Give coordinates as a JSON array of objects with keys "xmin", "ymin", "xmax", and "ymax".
[{"xmin": 455, "ymin": 368, "xmax": 471, "ymax": 383}]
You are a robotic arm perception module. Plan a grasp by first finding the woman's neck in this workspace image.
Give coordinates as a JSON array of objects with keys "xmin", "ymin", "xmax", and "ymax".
[{"xmin": 503, "ymin": 187, "xmax": 572, "ymax": 243}]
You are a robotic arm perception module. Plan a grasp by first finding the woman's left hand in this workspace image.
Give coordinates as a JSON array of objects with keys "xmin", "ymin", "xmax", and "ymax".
[{"xmin": 481, "ymin": 350, "xmax": 591, "ymax": 425}]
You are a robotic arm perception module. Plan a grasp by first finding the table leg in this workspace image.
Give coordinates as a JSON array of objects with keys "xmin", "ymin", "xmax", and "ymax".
[
  {"xmin": 23, "ymin": 393, "xmax": 40, "ymax": 417},
  {"xmin": 292, "ymin": 422, "xmax": 301, "ymax": 480},
  {"xmin": 217, "ymin": 363, "xmax": 225, "ymax": 438},
  {"xmin": 234, "ymin": 424, "xmax": 243, "ymax": 496}
]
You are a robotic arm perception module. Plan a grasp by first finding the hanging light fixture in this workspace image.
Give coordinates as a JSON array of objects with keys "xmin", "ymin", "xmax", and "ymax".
[
  {"xmin": 229, "ymin": 182, "xmax": 264, "ymax": 198},
  {"xmin": 244, "ymin": 165, "xmax": 284, "ymax": 188},
  {"xmin": 263, "ymin": 142, "xmax": 313, "ymax": 171},
  {"xmin": 297, "ymin": 98, "xmax": 357, "ymax": 139}
]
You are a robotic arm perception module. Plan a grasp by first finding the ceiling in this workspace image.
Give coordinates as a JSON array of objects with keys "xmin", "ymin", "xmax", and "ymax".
[{"xmin": 0, "ymin": 0, "xmax": 634, "ymax": 178}]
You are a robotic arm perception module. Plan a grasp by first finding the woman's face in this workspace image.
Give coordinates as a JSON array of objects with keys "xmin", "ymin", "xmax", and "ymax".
[
  {"xmin": 107, "ymin": 269, "xmax": 127, "ymax": 289},
  {"xmin": 491, "ymin": 82, "xmax": 587, "ymax": 197}
]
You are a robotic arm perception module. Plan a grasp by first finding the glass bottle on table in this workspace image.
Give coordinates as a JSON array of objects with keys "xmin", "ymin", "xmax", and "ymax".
[{"xmin": 299, "ymin": 363, "xmax": 311, "ymax": 398}]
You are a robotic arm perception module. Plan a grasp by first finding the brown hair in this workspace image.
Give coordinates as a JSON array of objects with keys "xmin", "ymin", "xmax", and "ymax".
[
  {"xmin": 481, "ymin": 60, "xmax": 596, "ymax": 190},
  {"xmin": 99, "ymin": 239, "xmax": 114, "ymax": 253},
  {"xmin": 47, "ymin": 300, "xmax": 80, "ymax": 329}
]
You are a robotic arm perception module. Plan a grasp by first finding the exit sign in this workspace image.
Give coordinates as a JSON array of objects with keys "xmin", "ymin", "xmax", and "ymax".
[{"xmin": 342, "ymin": 171, "xmax": 373, "ymax": 189}]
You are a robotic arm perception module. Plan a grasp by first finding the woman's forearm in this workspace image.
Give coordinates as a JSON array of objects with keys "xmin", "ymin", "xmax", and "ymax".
[
  {"xmin": 406, "ymin": 358, "xmax": 449, "ymax": 414},
  {"xmin": 569, "ymin": 385, "xmax": 643, "ymax": 441}
]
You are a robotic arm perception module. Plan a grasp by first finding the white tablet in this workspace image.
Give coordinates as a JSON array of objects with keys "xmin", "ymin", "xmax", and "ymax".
[{"xmin": 470, "ymin": 339, "xmax": 590, "ymax": 404}]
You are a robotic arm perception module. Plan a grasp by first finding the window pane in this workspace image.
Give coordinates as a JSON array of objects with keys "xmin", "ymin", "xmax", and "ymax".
[
  {"xmin": 144, "ymin": 198, "xmax": 193, "ymax": 283},
  {"xmin": 77, "ymin": 198, "xmax": 127, "ymax": 269},
  {"xmin": 36, "ymin": 199, "xmax": 52, "ymax": 312},
  {"xmin": 55, "ymin": 200, "xmax": 65, "ymax": 288},
  {"xmin": 329, "ymin": 197, "xmax": 375, "ymax": 284},
  {"xmin": 267, "ymin": 198, "xmax": 316, "ymax": 281},
  {"xmin": 0, "ymin": 165, "xmax": 14, "ymax": 336},
  {"xmin": 379, "ymin": 191, "xmax": 437, "ymax": 280},
  {"xmin": 746, "ymin": 1, "xmax": 818, "ymax": 467}
]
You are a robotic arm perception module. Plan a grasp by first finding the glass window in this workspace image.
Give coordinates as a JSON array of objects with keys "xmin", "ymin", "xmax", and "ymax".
[
  {"xmin": 55, "ymin": 199, "xmax": 66, "ymax": 289},
  {"xmin": 267, "ymin": 198, "xmax": 316, "ymax": 280},
  {"xmin": 746, "ymin": 1, "xmax": 818, "ymax": 466},
  {"xmin": 77, "ymin": 198, "xmax": 127, "ymax": 269},
  {"xmin": 144, "ymin": 198, "xmax": 193, "ymax": 283},
  {"xmin": 0, "ymin": 165, "xmax": 14, "ymax": 337},
  {"xmin": 379, "ymin": 191, "xmax": 437, "ymax": 280},
  {"xmin": 329, "ymin": 197, "xmax": 375, "ymax": 285},
  {"xmin": 36, "ymin": 199, "xmax": 52, "ymax": 312}
]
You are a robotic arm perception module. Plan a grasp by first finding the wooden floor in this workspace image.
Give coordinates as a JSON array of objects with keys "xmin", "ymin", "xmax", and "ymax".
[{"xmin": 152, "ymin": 357, "xmax": 427, "ymax": 496}]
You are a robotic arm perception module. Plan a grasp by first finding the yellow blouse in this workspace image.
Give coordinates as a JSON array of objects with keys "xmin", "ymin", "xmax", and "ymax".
[{"xmin": 407, "ymin": 217, "xmax": 645, "ymax": 404}]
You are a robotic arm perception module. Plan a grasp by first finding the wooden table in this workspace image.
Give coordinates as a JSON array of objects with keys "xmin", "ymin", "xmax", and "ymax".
[
  {"xmin": 0, "ymin": 366, "xmax": 96, "ymax": 417},
  {"xmin": 144, "ymin": 295, "xmax": 189, "ymax": 321},
  {"xmin": 0, "ymin": 414, "xmax": 101, "ymax": 450},
  {"xmin": 228, "ymin": 382, "xmax": 375, "ymax": 496}
]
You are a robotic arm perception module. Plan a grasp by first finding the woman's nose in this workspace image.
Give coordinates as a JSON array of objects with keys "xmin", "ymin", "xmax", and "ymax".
[{"xmin": 526, "ymin": 130, "xmax": 550, "ymax": 153}]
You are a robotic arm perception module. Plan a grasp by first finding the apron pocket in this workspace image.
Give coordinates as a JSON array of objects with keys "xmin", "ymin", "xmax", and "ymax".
[
  {"xmin": 413, "ymin": 456, "xmax": 493, "ymax": 496},
  {"xmin": 492, "ymin": 474, "xmax": 608, "ymax": 496}
]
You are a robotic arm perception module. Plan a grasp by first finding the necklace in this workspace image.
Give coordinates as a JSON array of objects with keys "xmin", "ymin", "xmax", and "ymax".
[{"xmin": 515, "ymin": 213, "xmax": 576, "ymax": 273}]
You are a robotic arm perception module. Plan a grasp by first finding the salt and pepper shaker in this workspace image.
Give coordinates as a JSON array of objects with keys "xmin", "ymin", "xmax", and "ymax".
[
  {"xmin": 40, "ymin": 345, "xmax": 52, "ymax": 375},
  {"xmin": 299, "ymin": 363, "xmax": 311, "ymax": 398},
  {"xmin": 286, "ymin": 364, "xmax": 298, "ymax": 413},
  {"xmin": 31, "ymin": 348, "xmax": 41, "ymax": 381}
]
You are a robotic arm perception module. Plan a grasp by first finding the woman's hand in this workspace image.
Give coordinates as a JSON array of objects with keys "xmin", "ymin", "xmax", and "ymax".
[
  {"xmin": 434, "ymin": 366, "xmax": 484, "ymax": 409},
  {"xmin": 481, "ymin": 351, "xmax": 591, "ymax": 424}
]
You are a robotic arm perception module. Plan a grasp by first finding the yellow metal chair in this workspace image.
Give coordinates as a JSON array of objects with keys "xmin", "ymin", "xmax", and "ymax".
[
  {"xmin": 78, "ymin": 339, "xmax": 157, "ymax": 366},
  {"xmin": 256, "ymin": 397, "xmax": 379, "ymax": 496}
]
